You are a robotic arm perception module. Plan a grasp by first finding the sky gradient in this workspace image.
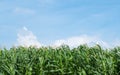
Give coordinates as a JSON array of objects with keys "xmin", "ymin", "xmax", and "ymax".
[{"xmin": 0, "ymin": 0, "xmax": 120, "ymax": 48}]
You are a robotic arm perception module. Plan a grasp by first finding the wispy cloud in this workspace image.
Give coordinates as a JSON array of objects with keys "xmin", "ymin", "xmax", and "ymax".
[
  {"xmin": 13, "ymin": 7, "xmax": 35, "ymax": 14},
  {"xmin": 16, "ymin": 26, "xmax": 42, "ymax": 47}
]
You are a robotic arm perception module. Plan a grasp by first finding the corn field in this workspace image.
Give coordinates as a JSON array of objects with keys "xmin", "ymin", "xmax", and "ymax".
[{"xmin": 0, "ymin": 45, "xmax": 120, "ymax": 75}]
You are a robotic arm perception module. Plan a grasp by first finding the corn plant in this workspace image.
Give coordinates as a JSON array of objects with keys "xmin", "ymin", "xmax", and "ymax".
[{"xmin": 0, "ymin": 45, "xmax": 120, "ymax": 75}]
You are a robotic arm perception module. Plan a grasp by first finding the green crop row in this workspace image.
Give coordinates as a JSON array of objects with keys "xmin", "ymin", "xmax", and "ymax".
[{"xmin": 0, "ymin": 45, "xmax": 120, "ymax": 75}]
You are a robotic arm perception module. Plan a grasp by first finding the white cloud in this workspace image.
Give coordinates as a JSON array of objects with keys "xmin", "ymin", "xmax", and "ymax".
[
  {"xmin": 14, "ymin": 7, "xmax": 35, "ymax": 14},
  {"xmin": 95, "ymin": 40, "xmax": 110, "ymax": 48},
  {"xmin": 15, "ymin": 27, "xmax": 119, "ymax": 48},
  {"xmin": 16, "ymin": 26, "xmax": 42, "ymax": 47},
  {"xmin": 112, "ymin": 39, "xmax": 120, "ymax": 47},
  {"xmin": 52, "ymin": 35, "xmax": 110, "ymax": 48}
]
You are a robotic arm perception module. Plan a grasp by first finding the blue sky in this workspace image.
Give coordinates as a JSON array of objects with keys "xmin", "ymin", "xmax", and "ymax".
[{"xmin": 0, "ymin": 0, "xmax": 120, "ymax": 48}]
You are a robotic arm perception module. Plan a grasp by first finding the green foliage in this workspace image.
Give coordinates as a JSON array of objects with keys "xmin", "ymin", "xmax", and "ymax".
[{"xmin": 0, "ymin": 45, "xmax": 120, "ymax": 75}]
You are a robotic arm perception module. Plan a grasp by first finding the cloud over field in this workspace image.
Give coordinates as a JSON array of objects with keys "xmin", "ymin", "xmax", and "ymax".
[
  {"xmin": 16, "ymin": 27, "xmax": 111, "ymax": 48},
  {"xmin": 52, "ymin": 35, "xmax": 109, "ymax": 48},
  {"xmin": 16, "ymin": 27, "xmax": 42, "ymax": 47}
]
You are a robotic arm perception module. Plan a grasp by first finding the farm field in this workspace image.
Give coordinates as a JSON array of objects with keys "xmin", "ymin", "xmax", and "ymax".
[
  {"xmin": 1, "ymin": 0, "xmax": 120, "ymax": 75},
  {"xmin": 0, "ymin": 45, "xmax": 120, "ymax": 75}
]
